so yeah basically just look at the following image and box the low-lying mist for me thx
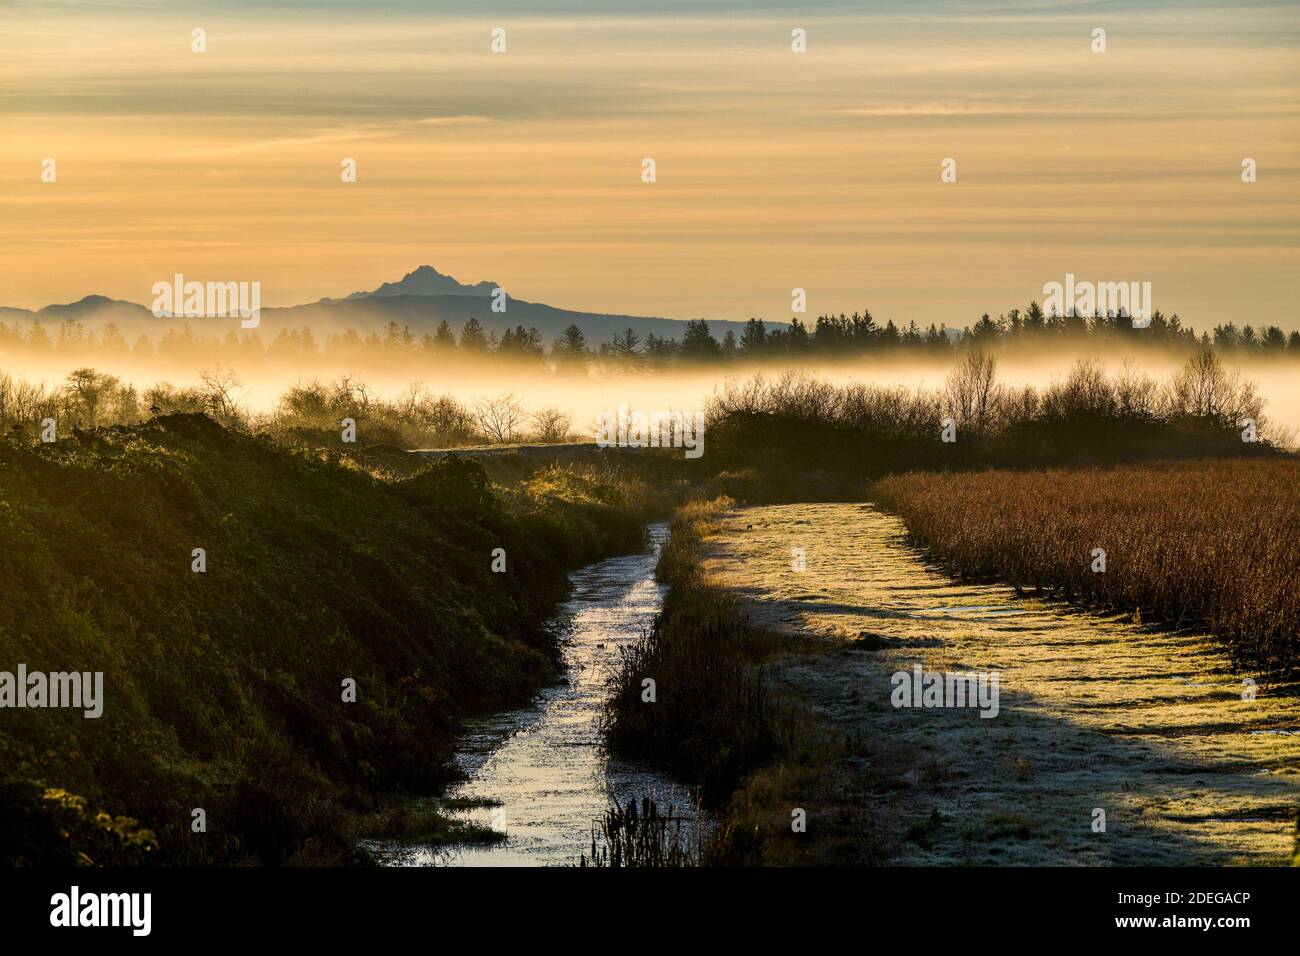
[3,347,1298,449]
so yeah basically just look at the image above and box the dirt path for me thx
[701,503,1300,865]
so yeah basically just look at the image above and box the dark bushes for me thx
[0,780,157,866]
[705,354,1280,492]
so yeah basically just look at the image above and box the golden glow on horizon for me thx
[1,8,1298,327]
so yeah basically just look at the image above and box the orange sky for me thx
[2,2,1298,329]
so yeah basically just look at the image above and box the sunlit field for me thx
[874,459,1300,673]
[691,501,1300,866]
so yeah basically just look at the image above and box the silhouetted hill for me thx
[37,295,153,323]
[0,267,749,343]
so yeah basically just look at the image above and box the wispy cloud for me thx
[2,0,1298,327]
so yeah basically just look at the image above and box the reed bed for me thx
[873,458,1300,673]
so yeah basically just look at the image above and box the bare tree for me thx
[198,365,244,426]
[1166,348,1263,426]
[945,350,1001,432]
[474,392,525,443]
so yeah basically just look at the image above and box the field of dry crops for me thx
[873,458,1300,673]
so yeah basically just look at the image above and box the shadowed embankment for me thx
[0,414,665,865]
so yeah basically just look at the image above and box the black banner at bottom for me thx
[0,865,1288,941]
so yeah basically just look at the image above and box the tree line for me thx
[3,302,1299,372]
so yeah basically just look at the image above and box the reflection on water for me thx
[382,523,694,866]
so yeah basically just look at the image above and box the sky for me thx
[1,0,1298,329]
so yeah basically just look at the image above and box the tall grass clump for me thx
[873,458,1300,673]
[602,499,794,805]
[579,797,696,867]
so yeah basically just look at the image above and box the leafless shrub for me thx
[417,393,477,445]
[198,365,245,427]
[1113,360,1160,419]
[0,373,58,436]
[529,406,573,443]
[474,392,525,443]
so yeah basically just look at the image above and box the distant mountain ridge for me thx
[338,265,499,301]
[1,267,750,344]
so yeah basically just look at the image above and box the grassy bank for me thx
[0,414,666,865]
[600,501,882,865]
[602,499,792,805]
[872,459,1300,673]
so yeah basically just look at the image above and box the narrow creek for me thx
[382,523,694,866]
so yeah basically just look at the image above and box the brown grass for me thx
[873,458,1300,673]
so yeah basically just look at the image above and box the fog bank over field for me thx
[4,349,1296,446]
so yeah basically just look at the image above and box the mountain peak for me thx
[37,294,150,318]
[346,265,498,300]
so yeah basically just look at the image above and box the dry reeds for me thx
[579,797,696,868]
[874,458,1300,672]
